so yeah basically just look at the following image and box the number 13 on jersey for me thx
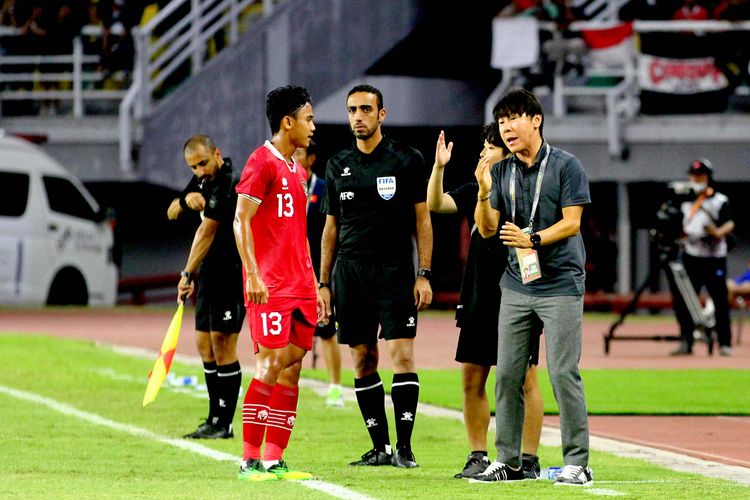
[276,193,294,217]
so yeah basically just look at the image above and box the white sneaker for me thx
[325,385,344,407]
[554,465,593,486]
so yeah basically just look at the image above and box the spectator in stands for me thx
[672,0,711,19]
[294,140,344,409]
[498,0,584,92]
[713,0,750,19]
[97,0,162,81]
[671,159,735,356]
[427,126,544,480]
[0,0,16,27]
[168,135,245,439]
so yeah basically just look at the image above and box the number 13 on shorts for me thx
[260,311,282,336]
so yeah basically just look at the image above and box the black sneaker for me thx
[348,448,393,466]
[454,452,489,479]
[554,465,593,486]
[184,421,233,439]
[391,446,418,468]
[522,453,541,479]
[470,461,525,482]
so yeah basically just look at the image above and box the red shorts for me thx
[246,296,316,352]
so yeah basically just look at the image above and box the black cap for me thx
[688,158,713,177]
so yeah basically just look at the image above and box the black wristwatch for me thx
[417,268,432,281]
[318,282,330,290]
[530,233,542,250]
[180,270,193,283]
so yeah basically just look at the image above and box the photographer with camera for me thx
[671,159,735,356]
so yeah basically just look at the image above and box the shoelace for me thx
[479,461,505,477]
[558,465,584,480]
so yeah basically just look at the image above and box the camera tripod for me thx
[603,249,715,355]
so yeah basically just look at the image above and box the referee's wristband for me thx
[318,282,330,290]
[179,196,189,211]
[477,193,490,202]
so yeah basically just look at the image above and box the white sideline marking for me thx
[300,377,750,487]
[108,344,750,486]
[0,384,375,500]
[586,488,626,496]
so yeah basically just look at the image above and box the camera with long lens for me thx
[651,181,695,259]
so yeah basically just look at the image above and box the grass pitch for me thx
[0,333,748,499]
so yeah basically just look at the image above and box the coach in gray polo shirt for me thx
[473,89,593,486]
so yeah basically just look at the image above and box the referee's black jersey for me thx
[322,136,427,261]
[194,158,241,268]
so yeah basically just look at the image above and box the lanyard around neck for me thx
[510,144,550,232]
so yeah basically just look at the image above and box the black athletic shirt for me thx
[181,158,241,268]
[448,182,506,327]
[322,136,427,261]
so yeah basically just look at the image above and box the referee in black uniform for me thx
[168,135,245,439]
[319,85,433,468]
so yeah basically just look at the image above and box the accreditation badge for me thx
[517,227,541,284]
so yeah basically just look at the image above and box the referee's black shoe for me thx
[391,446,419,468]
[348,448,393,466]
[183,420,233,439]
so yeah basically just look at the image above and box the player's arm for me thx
[233,195,267,304]
[500,205,584,249]
[414,201,433,311]
[176,216,219,303]
[319,215,339,321]
[426,130,458,214]
[475,156,500,238]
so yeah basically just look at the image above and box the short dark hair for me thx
[480,122,508,154]
[306,138,318,157]
[492,88,544,137]
[183,134,216,155]
[347,84,384,110]
[266,85,312,134]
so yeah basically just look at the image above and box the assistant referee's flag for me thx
[142,303,184,407]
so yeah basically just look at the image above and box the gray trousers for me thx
[494,288,589,467]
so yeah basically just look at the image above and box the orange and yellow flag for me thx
[142,303,184,407]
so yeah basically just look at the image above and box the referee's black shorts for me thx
[456,308,543,366]
[334,257,418,346]
[195,262,245,334]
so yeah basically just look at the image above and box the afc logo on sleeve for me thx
[377,176,396,200]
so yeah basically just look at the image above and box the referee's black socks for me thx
[391,372,419,449]
[203,361,219,424]
[354,372,391,452]
[217,361,242,430]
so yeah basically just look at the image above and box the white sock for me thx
[263,460,279,469]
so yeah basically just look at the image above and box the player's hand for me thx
[414,277,433,311]
[434,130,453,169]
[167,198,182,220]
[245,271,268,304]
[185,192,206,211]
[499,221,529,248]
[318,286,333,323]
[316,290,329,325]
[177,276,194,304]
[475,156,493,197]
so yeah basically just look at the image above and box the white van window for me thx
[42,176,98,221]
[1,172,30,217]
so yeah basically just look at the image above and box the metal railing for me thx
[0,25,126,118]
[119,0,275,174]
[548,19,750,157]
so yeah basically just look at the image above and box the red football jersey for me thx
[236,141,316,299]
